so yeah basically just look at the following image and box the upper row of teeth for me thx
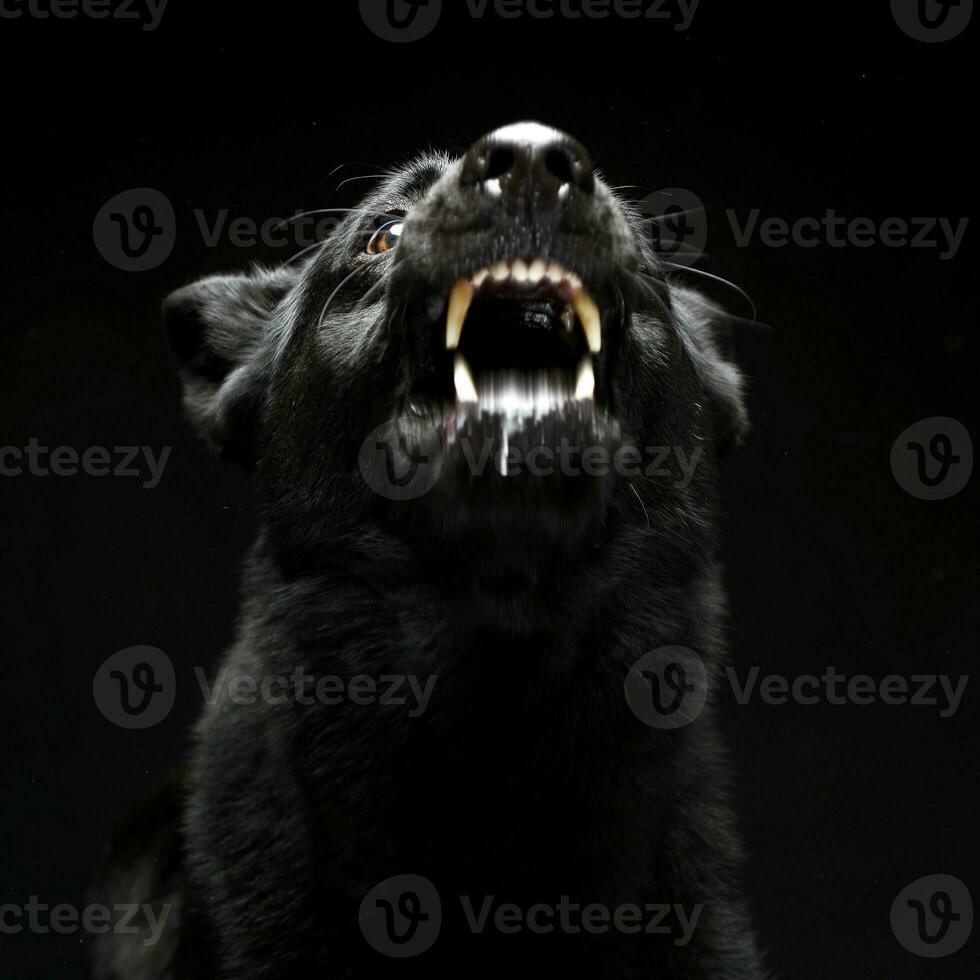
[469,258,583,291]
[446,259,602,355]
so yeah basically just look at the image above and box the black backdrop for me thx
[1,2,977,977]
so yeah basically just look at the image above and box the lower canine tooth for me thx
[572,289,602,353]
[454,353,479,403]
[575,357,595,400]
[446,279,474,350]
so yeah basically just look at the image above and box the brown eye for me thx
[367,220,404,255]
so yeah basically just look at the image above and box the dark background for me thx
[1,1,977,977]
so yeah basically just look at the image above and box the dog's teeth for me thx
[471,268,489,288]
[561,307,575,332]
[572,289,602,353]
[528,259,546,283]
[566,272,583,292]
[512,258,529,283]
[446,279,474,350]
[491,261,510,282]
[575,356,595,401]
[454,352,479,403]
[544,263,562,283]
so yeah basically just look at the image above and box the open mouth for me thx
[388,255,622,513]
[439,259,603,421]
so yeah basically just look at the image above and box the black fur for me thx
[93,123,764,979]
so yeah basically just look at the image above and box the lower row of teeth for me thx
[454,354,595,408]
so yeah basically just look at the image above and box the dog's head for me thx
[166,123,747,592]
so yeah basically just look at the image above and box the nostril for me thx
[544,144,594,194]
[545,148,575,185]
[485,146,515,180]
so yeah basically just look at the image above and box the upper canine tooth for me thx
[454,353,479,403]
[575,356,595,400]
[572,288,602,353]
[446,279,474,350]
[512,259,529,283]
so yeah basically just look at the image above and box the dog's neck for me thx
[248,511,718,654]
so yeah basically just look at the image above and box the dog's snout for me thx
[460,121,595,207]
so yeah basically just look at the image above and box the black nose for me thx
[460,122,595,208]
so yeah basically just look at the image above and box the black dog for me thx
[93,122,763,979]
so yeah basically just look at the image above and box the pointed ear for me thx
[671,284,750,457]
[163,264,296,464]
